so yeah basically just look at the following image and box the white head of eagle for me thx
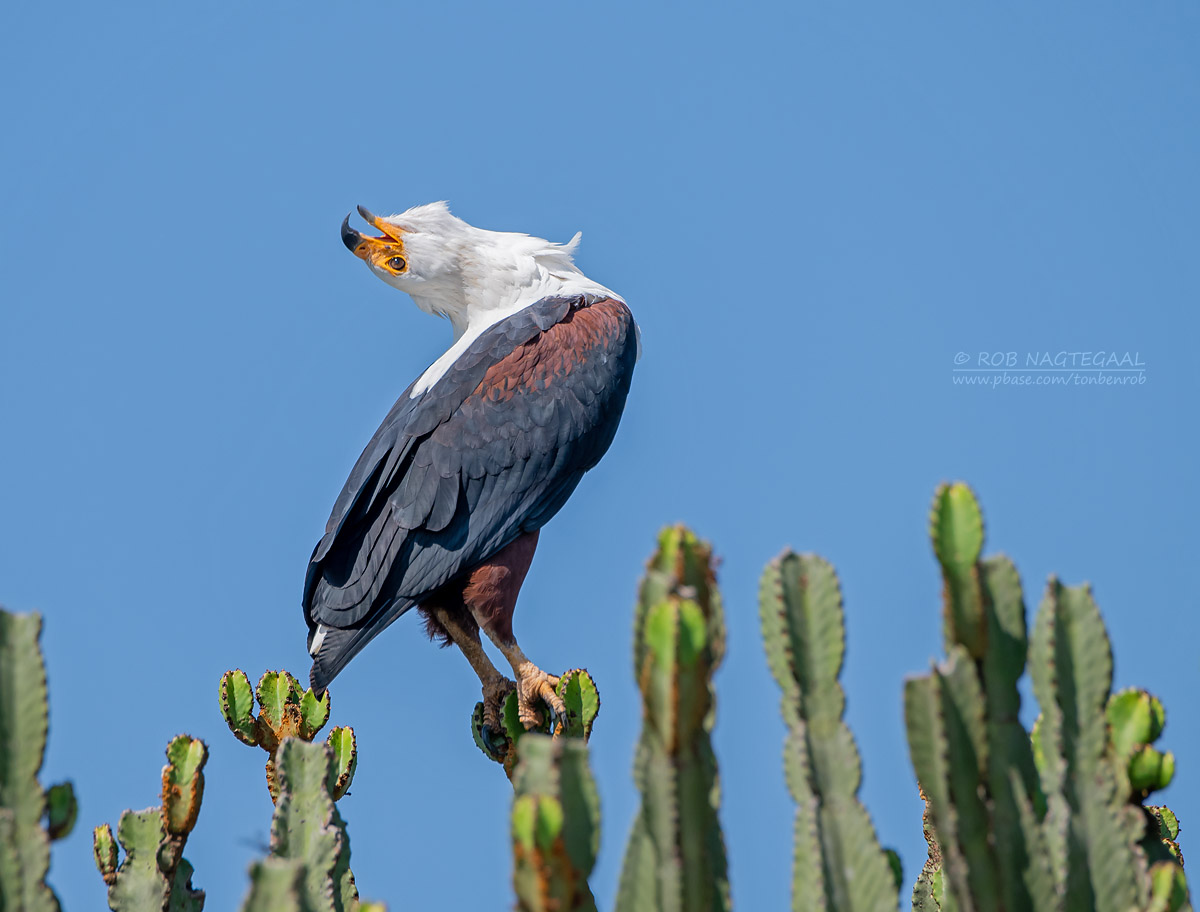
[341,202,627,394]
[308,202,637,740]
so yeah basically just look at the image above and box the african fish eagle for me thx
[303,202,637,742]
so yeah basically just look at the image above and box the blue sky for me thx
[2,3,1197,909]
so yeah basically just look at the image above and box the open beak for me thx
[340,206,406,260]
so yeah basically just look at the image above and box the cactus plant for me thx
[93,734,208,911]
[218,670,359,910]
[1028,577,1152,910]
[615,525,730,912]
[759,550,900,912]
[268,737,358,912]
[473,668,601,778]
[0,608,73,912]
[240,858,306,912]
[218,669,344,801]
[511,734,600,912]
[906,482,1190,911]
[906,482,1047,912]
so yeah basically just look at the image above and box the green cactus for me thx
[1107,688,1175,798]
[908,483,1048,912]
[269,737,358,912]
[615,526,730,912]
[473,668,601,777]
[218,669,337,801]
[240,858,306,912]
[0,608,72,912]
[758,550,899,912]
[907,482,1190,912]
[93,735,208,911]
[1029,577,1153,910]
[511,734,600,912]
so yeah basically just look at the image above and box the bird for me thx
[303,202,638,743]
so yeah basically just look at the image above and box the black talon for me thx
[480,724,505,756]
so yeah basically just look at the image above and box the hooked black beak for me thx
[341,214,365,253]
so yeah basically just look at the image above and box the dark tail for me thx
[308,598,414,695]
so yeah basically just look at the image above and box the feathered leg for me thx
[422,602,513,743]
[460,530,567,731]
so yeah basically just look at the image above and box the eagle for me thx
[303,202,637,743]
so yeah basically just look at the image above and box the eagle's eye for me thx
[387,256,407,273]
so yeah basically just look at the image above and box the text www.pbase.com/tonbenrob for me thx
[950,351,1146,390]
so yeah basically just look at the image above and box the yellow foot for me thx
[480,675,515,753]
[514,661,565,732]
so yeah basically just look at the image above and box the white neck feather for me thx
[406,232,620,398]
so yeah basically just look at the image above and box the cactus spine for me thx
[511,734,601,912]
[0,608,73,912]
[616,525,730,912]
[93,734,208,911]
[759,551,900,912]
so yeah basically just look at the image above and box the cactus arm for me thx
[106,808,172,911]
[930,482,987,658]
[760,551,899,912]
[299,689,332,741]
[556,669,601,740]
[166,858,204,912]
[510,735,599,912]
[240,858,305,912]
[96,735,209,911]
[1145,862,1192,912]
[270,738,356,912]
[617,527,730,912]
[325,727,357,801]
[0,811,25,908]
[933,648,1000,910]
[914,486,1046,911]
[44,783,76,842]
[977,555,1045,911]
[1010,769,1059,912]
[161,736,207,837]
[0,610,61,912]
[219,670,259,746]
[906,674,972,910]
[1030,579,1142,912]
[615,816,657,912]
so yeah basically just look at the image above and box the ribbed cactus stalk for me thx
[219,669,337,801]
[473,668,601,778]
[267,738,358,912]
[1028,577,1154,910]
[93,734,208,911]
[0,608,74,912]
[240,858,306,912]
[759,550,899,912]
[616,525,730,912]
[907,482,1047,912]
[510,734,600,912]
[907,483,1190,911]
